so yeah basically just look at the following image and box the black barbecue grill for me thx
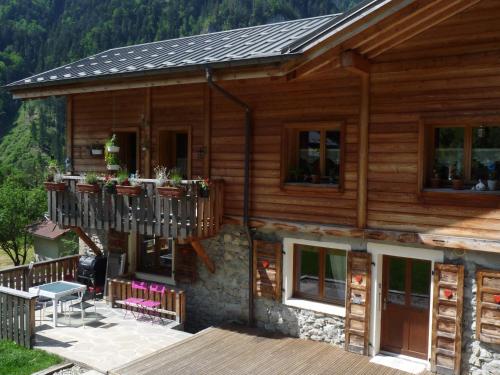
[77,255,107,289]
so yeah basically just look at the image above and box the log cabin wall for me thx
[70,69,361,228]
[368,0,500,241]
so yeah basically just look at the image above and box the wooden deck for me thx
[111,326,431,375]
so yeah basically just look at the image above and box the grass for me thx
[0,247,35,270]
[0,340,62,375]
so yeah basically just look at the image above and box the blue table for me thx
[29,281,87,327]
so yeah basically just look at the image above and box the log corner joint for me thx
[71,227,103,257]
[340,50,371,76]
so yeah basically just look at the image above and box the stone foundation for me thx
[178,225,250,332]
[255,298,345,346]
[445,250,500,375]
[78,229,109,256]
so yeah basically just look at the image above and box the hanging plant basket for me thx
[106,164,120,171]
[76,183,100,194]
[157,186,185,198]
[90,145,103,156]
[106,145,120,153]
[116,185,142,197]
[44,181,67,192]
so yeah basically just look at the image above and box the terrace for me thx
[46,176,224,242]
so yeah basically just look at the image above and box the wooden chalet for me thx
[7,0,500,374]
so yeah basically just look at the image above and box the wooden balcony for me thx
[47,177,224,241]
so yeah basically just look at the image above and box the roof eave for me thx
[7,54,301,98]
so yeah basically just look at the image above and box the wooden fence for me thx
[108,278,186,324]
[48,178,224,241]
[0,255,79,291]
[0,286,37,348]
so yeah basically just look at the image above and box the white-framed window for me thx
[282,238,354,317]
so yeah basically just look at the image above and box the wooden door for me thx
[381,256,431,360]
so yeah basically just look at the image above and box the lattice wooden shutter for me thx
[253,240,282,300]
[431,263,464,375]
[476,269,500,344]
[345,251,371,355]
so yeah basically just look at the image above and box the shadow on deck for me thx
[111,325,432,375]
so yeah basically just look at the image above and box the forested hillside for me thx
[0,0,361,265]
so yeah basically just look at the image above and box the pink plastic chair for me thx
[122,280,148,318]
[138,283,165,323]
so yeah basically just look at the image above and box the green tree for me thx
[0,180,46,266]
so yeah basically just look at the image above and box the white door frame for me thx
[367,242,443,362]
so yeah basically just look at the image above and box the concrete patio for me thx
[34,300,192,373]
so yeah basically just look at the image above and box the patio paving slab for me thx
[34,300,191,373]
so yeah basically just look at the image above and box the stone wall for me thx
[255,298,345,347]
[444,250,500,375]
[178,225,250,332]
[78,229,109,256]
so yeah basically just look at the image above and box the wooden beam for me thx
[66,95,73,173]
[224,216,500,254]
[143,88,152,178]
[366,0,481,58]
[190,240,215,273]
[203,85,211,177]
[341,50,370,76]
[72,227,103,257]
[357,73,370,229]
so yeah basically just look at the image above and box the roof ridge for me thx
[103,13,341,54]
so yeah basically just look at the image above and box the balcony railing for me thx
[47,177,224,241]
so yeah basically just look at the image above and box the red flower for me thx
[494,295,500,304]
[262,260,270,269]
[354,275,363,284]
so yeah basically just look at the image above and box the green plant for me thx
[488,170,497,180]
[84,172,99,185]
[116,170,129,185]
[129,171,142,187]
[168,168,183,187]
[105,152,120,166]
[105,134,118,149]
[154,165,168,186]
[46,160,60,182]
[0,340,62,375]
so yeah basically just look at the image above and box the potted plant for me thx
[105,152,120,171]
[77,172,100,193]
[105,134,120,153]
[90,144,103,156]
[44,160,66,191]
[116,171,143,196]
[430,168,441,189]
[488,170,498,191]
[451,171,464,190]
[103,175,116,194]
[153,165,169,188]
[198,177,211,198]
[157,168,185,198]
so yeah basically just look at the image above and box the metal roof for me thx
[7,14,340,90]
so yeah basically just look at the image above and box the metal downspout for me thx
[205,68,254,327]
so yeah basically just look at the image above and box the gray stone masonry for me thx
[178,225,250,332]
[445,250,500,375]
[255,298,345,346]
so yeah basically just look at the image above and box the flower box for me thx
[76,183,100,194]
[44,182,67,192]
[157,186,185,198]
[106,164,120,171]
[116,185,142,197]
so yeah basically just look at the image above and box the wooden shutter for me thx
[431,263,464,375]
[253,240,282,300]
[476,269,500,344]
[174,243,197,283]
[345,251,371,355]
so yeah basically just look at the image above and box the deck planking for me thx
[111,326,432,375]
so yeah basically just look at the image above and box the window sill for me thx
[135,272,175,286]
[281,183,342,196]
[284,297,346,318]
[419,189,500,207]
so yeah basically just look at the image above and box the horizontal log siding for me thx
[71,71,361,227]
[211,70,360,226]
[369,1,500,240]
